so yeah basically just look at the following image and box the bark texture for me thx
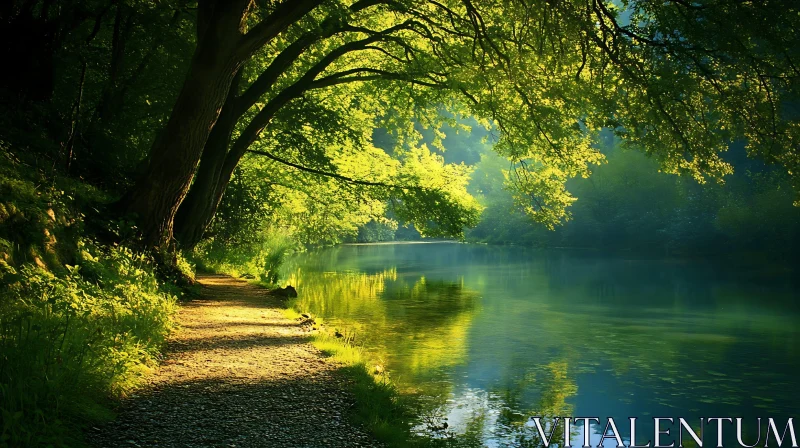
[173,73,243,249]
[121,11,245,248]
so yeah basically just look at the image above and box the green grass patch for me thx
[308,331,419,447]
[0,247,178,447]
[0,153,179,447]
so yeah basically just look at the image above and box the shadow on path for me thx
[89,274,380,448]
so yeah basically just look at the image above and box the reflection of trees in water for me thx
[382,278,477,331]
[414,360,578,447]
[283,245,800,445]
[287,264,584,446]
[491,361,577,447]
[385,280,478,386]
[288,266,489,443]
[285,268,478,387]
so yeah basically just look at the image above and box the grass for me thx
[0,153,180,447]
[306,330,420,447]
[275,300,425,446]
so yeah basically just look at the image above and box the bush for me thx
[0,240,177,447]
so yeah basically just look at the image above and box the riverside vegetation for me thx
[0,152,183,446]
[2,0,800,447]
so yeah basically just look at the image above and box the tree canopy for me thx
[3,0,800,250]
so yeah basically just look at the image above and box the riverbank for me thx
[89,274,381,448]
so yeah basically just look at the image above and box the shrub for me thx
[0,153,177,446]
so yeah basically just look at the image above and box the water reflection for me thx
[282,243,800,446]
[284,266,478,386]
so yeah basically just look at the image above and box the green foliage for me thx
[0,145,106,269]
[72,0,797,248]
[194,227,294,285]
[0,245,176,446]
[8,0,800,255]
[389,146,482,238]
[215,159,389,247]
[212,105,482,247]
[467,136,800,254]
[0,155,177,447]
[204,116,482,253]
[355,220,398,243]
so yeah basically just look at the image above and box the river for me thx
[282,242,800,447]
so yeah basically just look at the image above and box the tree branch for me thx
[309,68,448,90]
[237,0,323,58]
[235,1,405,115]
[245,148,422,191]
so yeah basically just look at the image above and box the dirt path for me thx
[90,274,381,448]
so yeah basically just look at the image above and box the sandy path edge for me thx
[88,274,382,448]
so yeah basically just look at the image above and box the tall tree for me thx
[120,0,322,248]
[173,2,453,248]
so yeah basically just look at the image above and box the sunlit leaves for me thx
[391,144,482,237]
[505,162,577,229]
[226,0,800,235]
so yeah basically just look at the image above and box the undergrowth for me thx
[192,228,293,285]
[0,150,179,447]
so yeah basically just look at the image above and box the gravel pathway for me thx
[89,274,382,448]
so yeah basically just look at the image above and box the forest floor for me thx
[89,274,382,448]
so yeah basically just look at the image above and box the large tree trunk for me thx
[173,114,258,250]
[120,26,244,248]
[177,132,252,249]
[173,155,236,250]
[171,58,342,250]
[171,2,371,250]
[173,73,242,249]
[172,93,290,250]
[172,32,329,250]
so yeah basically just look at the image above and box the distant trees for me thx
[467,137,800,255]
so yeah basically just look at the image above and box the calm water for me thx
[282,243,800,446]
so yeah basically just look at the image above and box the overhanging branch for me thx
[309,68,449,90]
[245,148,424,192]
